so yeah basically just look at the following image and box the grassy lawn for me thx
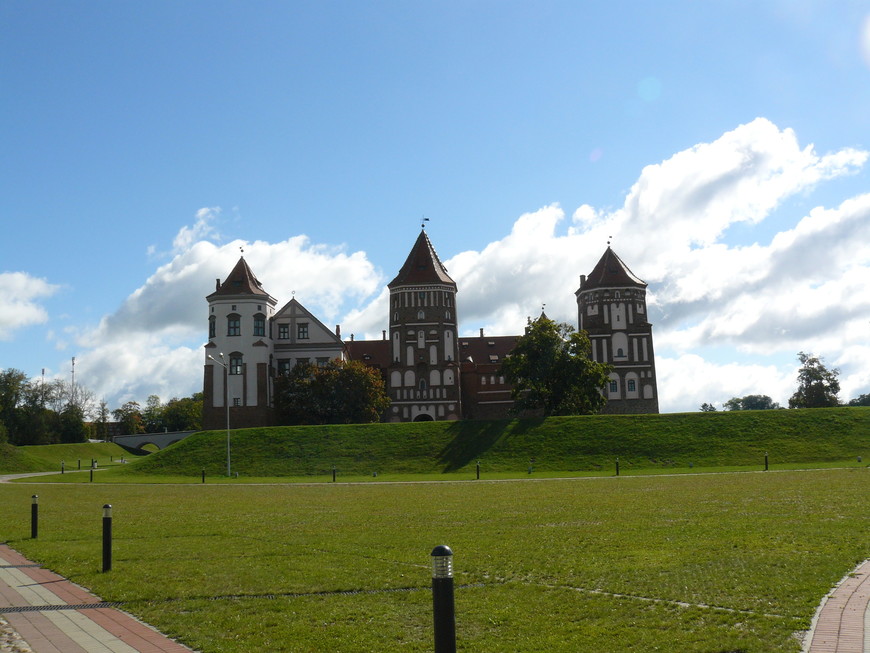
[2,468,868,651]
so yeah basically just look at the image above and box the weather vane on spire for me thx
[421,216,430,229]
[607,235,612,246]
[240,245,245,256]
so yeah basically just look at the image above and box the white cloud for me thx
[0,272,59,339]
[70,213,383,405]
[60,119,870,412]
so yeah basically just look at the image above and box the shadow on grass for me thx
[437,418,546,472]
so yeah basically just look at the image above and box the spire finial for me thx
[240,245,245,256]
[607,235,612,247]
[421,216,430,229]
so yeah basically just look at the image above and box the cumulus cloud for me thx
[0,272,59,338]
[71,214,383,404]
[62,118,870,412]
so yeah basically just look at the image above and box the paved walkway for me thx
[0,544,193,653]
[804,559,870,653]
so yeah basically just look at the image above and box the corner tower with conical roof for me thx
[386,229,461,421]
[203,257,277,429]
[575,247,659,414]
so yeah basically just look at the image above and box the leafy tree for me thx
[93,400,111,440]
[163,393,203,431]
[274,360,390,425]
[699,403,718,412]
[142,394,164,432]
[500,317,611,416]
[847,393,870,407]
[789,352,840,408]
[723,394,781,411]
[58,404,89,443]
[113,401,145,435]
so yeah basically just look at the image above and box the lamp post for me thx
[431,545,456,653]
[208,353,232,477]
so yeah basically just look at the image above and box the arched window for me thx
[208,316,216,338]
[229,353,243,375]
[419,378,428,391]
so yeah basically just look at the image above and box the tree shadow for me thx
[436,418,546,471]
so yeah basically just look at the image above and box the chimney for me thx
[350,334,355,342]
[580,274,586,286]
[215,278,221,292]
[382,330,387,340]
[336,325,341,338]
[479,328,484,337]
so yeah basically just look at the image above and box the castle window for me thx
[298,323,309,339]
[253,314,266,337]
[316,357,329,367]
[227,315,241,336]
[419,379,428,391]
[616,348,625,358]
[277,359,292,376]
[627,379,636,392]
[233,397,241,407]
[609,380,618,392]
[209,316,216,338]
[229,354,243,375]
[417,310,425,319]
[278,324,289,339]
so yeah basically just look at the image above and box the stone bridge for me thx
[113,430,198,452]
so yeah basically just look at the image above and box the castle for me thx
[202,229,658,429]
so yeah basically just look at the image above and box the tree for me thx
[788,352,840,409]
[723,394,780,411]
[113,401,145,435]
[163,393,203,431]
[500,317,611,416]
[699,403,717,412]
[58,404,89,443]
[274,360,390,425]
[93,400,111,440]
[847,393,870,407]
[142,394,164,432]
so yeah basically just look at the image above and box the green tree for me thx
[93,400,110,440]
[274,360,390,425]
[500,317,611,416]
[723,394,781,411]
[142,394,164,432]
[699,403,717,412]
[113,401,145,435]
[788,352,840,409]
[58,404,88,443]
[847,393,870,407]
[163,393,203,431]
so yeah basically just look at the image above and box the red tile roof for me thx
[579,247,646,291]
[388,230,456,288]
[207,257,272,299]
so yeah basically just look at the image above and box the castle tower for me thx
[386,229,461,421]
[575,247,659,414]
[203,257,277,429]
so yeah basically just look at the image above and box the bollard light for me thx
[431,545,453,579]
[102,504,113,572]
[431,545,456,653]
[31,495,38,539]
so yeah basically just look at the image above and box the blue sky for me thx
[2,1,869,413]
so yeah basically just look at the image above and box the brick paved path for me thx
[805,559,870,653]
[0,544,193,653]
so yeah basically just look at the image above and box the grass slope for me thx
[125,407,870,478]
[0,442,137,474]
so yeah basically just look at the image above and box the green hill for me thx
[0,441,136,474]
[124,407,870,477]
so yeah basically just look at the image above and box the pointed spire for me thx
[388,230,456,288]
[579,247,647,291]
[207,257,271,299]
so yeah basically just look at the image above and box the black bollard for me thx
[202,469,205,484]
[78,459,81,470]
[431,545,456,653]
[90,468,94,483]
[764,452,769,471]
[61,460,65,474]
[616,458,620,476]
[476,461,480,480]
[102,504,112,572]
[31,495,38,539]
[332,466,336,483]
